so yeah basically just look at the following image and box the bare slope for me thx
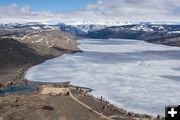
[0,94,105,120]
[0,30,80,86]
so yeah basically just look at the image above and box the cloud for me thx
[83,0,180,21]
[0,0,180,24]
[0,3,56,23]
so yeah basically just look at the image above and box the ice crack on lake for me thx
[25,39,180,116]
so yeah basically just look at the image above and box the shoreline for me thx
[20,53,162,119]
[0,37,165,120]
[0,49,82,88]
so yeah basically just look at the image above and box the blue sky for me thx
[0,0,180,24]
[0,0,97,12]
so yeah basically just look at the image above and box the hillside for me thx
[0,29,80,86]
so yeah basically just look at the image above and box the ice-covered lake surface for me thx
[25,39,180,116]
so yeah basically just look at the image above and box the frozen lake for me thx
[25,39,180,116]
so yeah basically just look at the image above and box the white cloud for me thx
[83,0,180,21]
[0,3,56,23]
[0,0,180,24]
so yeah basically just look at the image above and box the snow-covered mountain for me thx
[56,22,180,36]
[1,21,180,47]
[64,21,180,26]
[63,21,135,26]
[0,22,56,31]
[1,22,180,39]
[54,23,107,35]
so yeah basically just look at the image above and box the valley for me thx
[1,22,180,120]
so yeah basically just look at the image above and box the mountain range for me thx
[0,21,177,120]
[1,22,180,47]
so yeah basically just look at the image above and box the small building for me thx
[40,85,69,96]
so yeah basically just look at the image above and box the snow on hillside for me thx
[130,25,154,32]
[75,24,107,33]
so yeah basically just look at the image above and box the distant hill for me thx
[0,29,80,85]
[1,22,180,47]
